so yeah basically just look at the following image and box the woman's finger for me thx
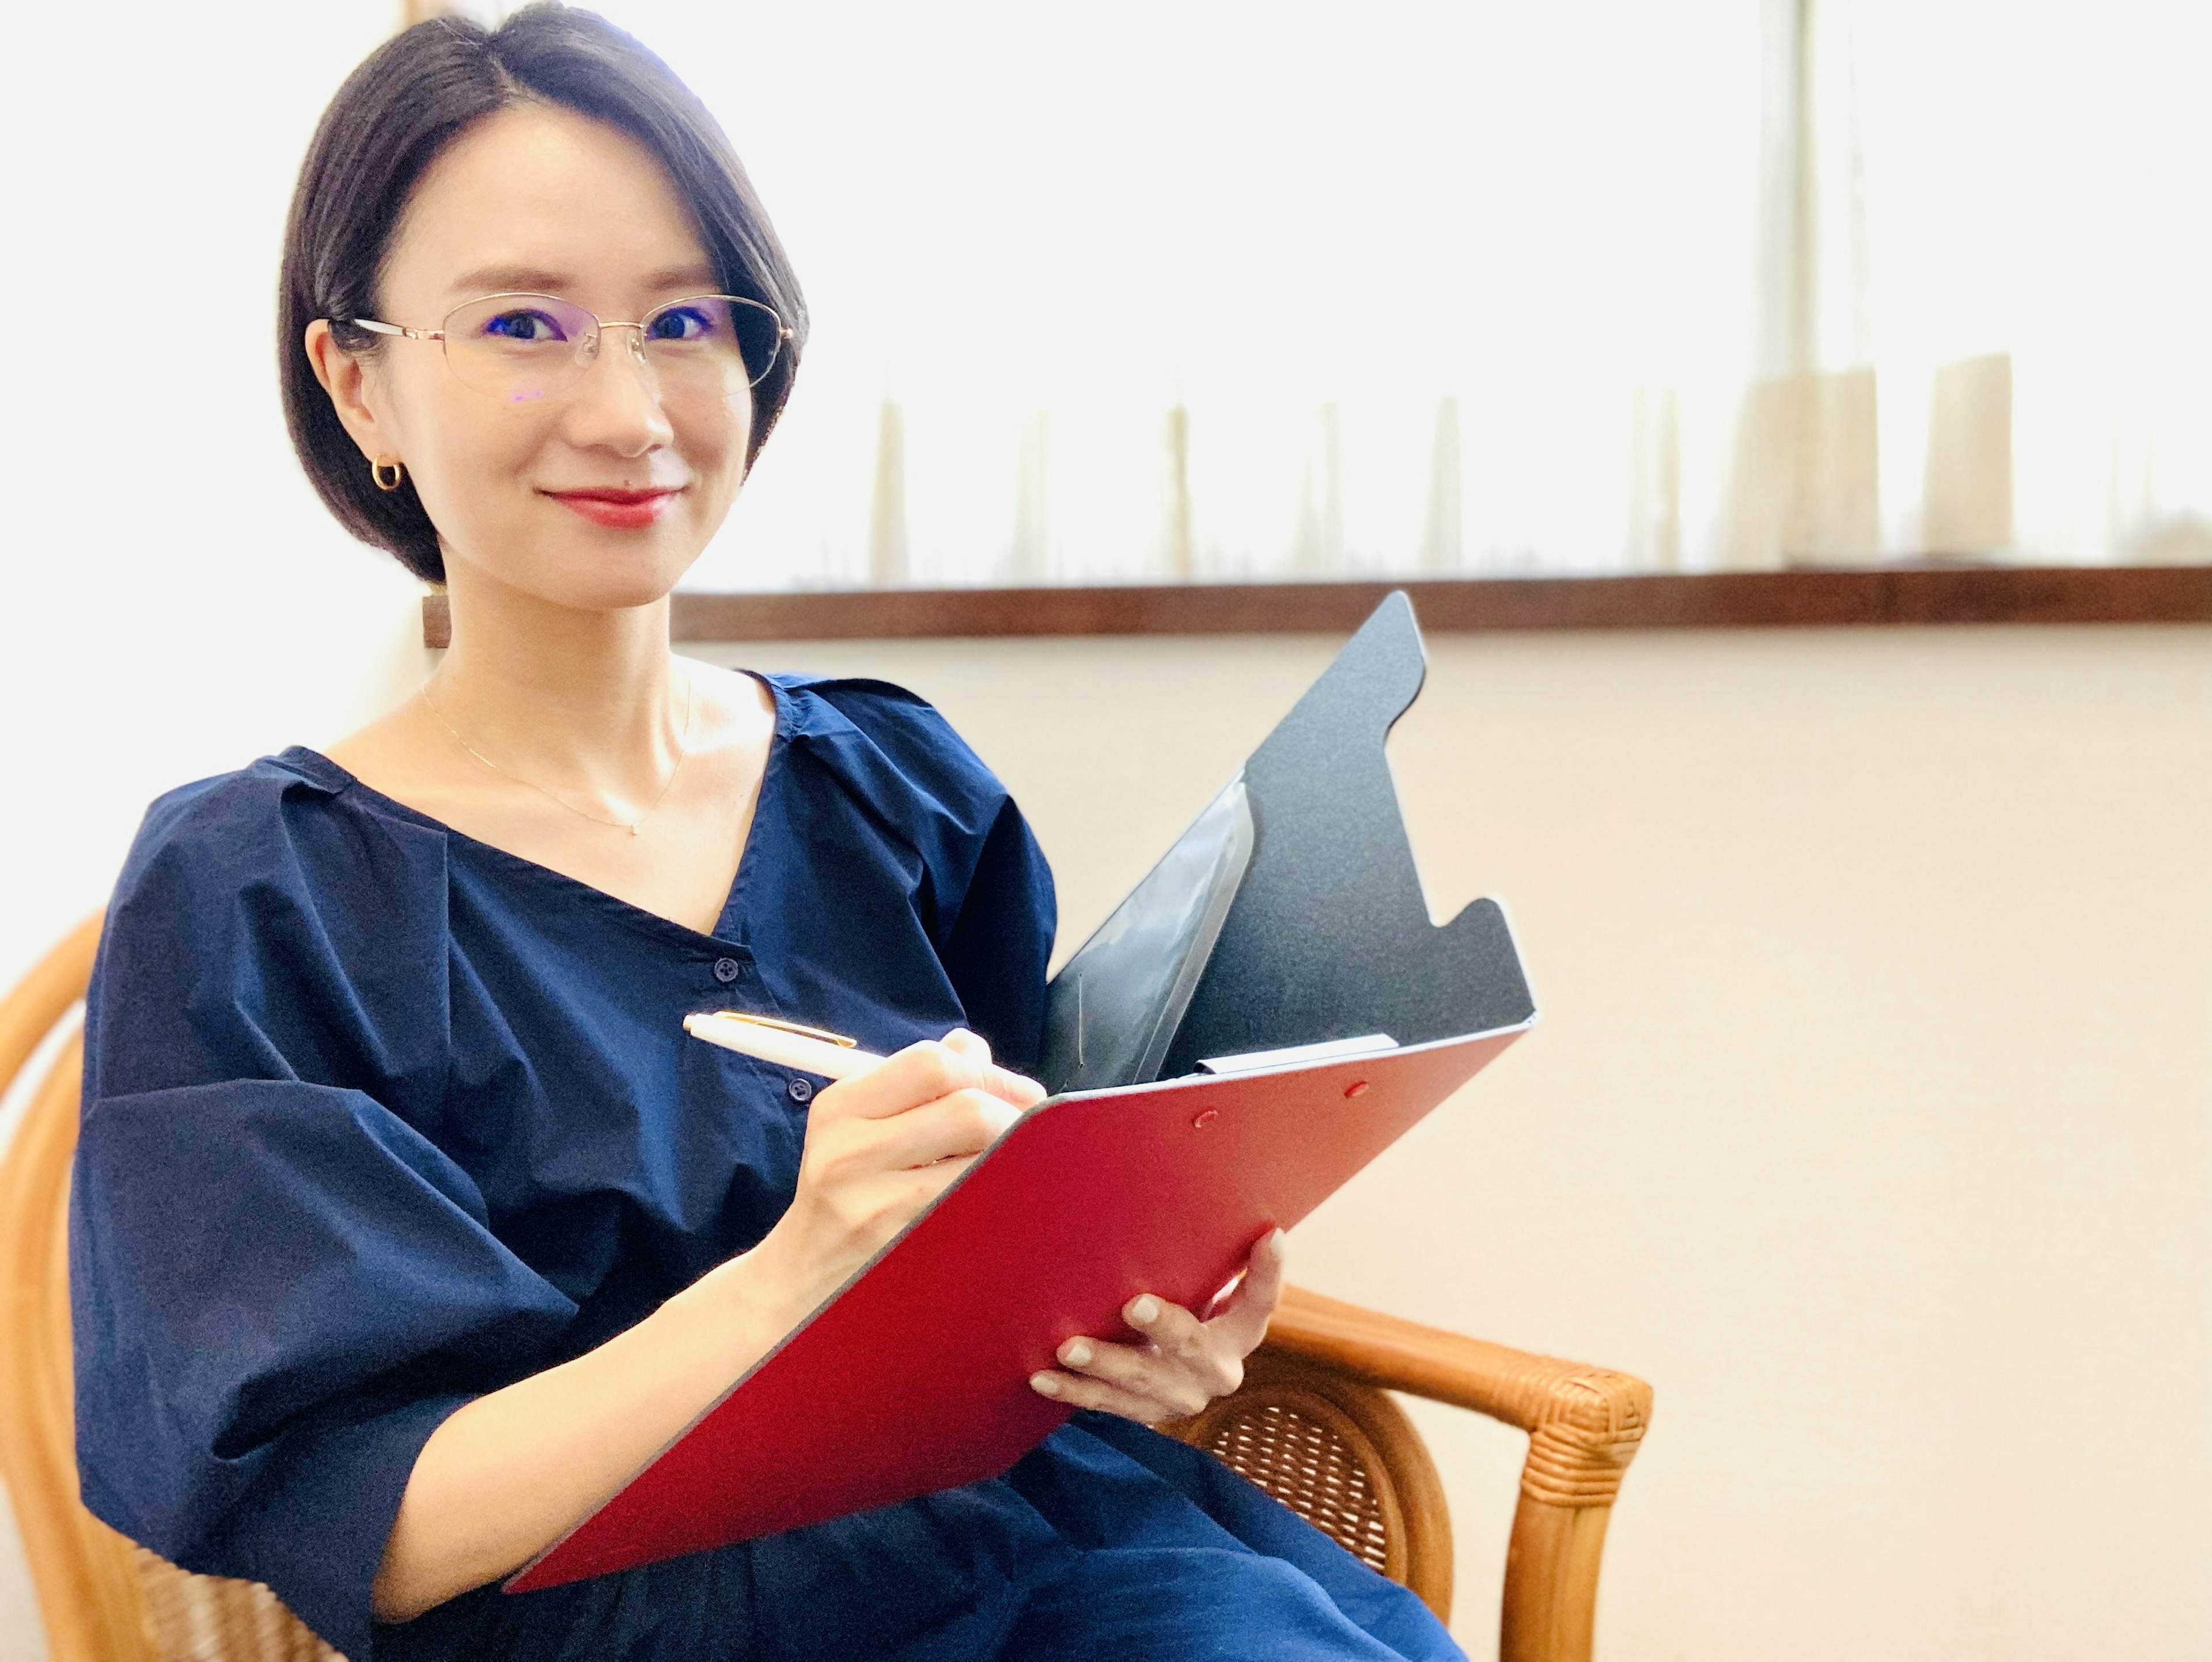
[938,1027,988,1061]
[1054,1333,1167,1388]
[1122,1294,1214,1370]
[986,1066,1047,1109]
[1206,1229,1288,1357]
[815,1040,983,1124]
[1057,1332,1227,1411]
[836,1088,1018,1172]
[1027,1368,1193,1426]
[937,1028,1046,1110]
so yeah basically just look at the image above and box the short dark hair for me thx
[278,3,807,583]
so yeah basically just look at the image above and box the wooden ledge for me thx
[419,565,2212,646]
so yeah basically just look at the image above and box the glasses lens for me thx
[441,294,597,404]
[640,295,786,392]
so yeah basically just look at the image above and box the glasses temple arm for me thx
[350,319,443,342]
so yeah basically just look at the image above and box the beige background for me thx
[6,601,2208,1661]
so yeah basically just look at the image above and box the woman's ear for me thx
[304,319,391,465]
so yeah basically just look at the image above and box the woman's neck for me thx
[429,562,688,790]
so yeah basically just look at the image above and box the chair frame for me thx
[1258,1285,1653,1661]
[2,914,1651,1662]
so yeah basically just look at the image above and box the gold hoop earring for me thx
[370,457,406,493]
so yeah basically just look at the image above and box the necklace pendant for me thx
[628,821,642,837]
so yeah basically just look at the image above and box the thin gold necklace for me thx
[418,675,696,837]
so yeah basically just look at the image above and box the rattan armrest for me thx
[1265,1284,1652,1662]
[1266,1285,1650,1505]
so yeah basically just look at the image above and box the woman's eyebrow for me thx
[445,263,721,300]
[448,264,575,297]
[638,264,719,293]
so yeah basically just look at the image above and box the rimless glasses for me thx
[349,291,789,407]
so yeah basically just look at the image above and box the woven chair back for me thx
[1169,1349,1453,1620]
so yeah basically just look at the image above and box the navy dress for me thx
[71,672,1465,1662]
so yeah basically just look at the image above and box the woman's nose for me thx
[566,324,673,450]
[599,324,651,368]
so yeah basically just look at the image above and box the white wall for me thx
[0,0,426,1004]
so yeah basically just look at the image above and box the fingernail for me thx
[1062,1340,1093,1368]
[1128,1296,1161,1327]
[1029,1372,1060,1396]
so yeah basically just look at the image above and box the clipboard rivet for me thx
[1344,1081,1371,1099]
[1191,1110,1218,1129]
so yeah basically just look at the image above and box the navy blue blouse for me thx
[71,672,1461,1662]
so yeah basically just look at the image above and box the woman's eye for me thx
[483,310,566,343]
[648,307,713,342]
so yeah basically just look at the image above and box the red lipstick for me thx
[547,487,680,529]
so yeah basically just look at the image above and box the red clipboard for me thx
[507,1023,1528,1592]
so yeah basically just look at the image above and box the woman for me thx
[70,8,1465,1660]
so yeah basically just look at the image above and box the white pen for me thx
[683,1009,889,1080]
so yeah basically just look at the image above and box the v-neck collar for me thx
[277,670,791,953]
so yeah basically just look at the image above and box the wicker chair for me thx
[1,914,1651,1662]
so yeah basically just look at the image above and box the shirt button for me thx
[787,1076,815,1104]
[713,957,743,984]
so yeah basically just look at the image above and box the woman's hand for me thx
[374,1027,1042,1621]
[1027,1229,1287,1425]
[741,1028,1044,1333]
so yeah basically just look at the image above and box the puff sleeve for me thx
[70,766,574,1661]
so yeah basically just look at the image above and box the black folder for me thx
[1040,589,1536,1092]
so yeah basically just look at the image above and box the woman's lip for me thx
[546,487,681,529]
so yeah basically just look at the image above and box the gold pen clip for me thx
[702,1010,859,1049]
